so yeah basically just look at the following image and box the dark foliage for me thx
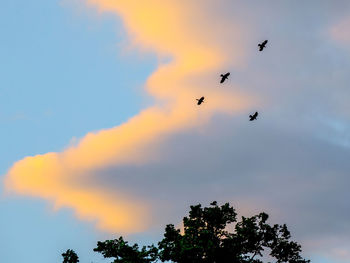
[62,249,79,263]
[93,237,158,263]
[66,201,310,263]
[158,201,309,263]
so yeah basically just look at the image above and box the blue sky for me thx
[1,0,155,262]
[1,1,350,263]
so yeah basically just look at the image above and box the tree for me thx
[62,249,79,263]
[66,201,310,263]
[94,237,158,263]
[158,201,309,263]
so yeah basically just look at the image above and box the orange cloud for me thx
[4,0,254,233]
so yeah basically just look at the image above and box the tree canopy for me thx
[157,201,309,263]
[62,249,79,263]
[93,237,158,263]
[63,201,310,263]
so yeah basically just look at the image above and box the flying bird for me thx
[249,112,258,121]
[220,72,230,83]
[258,40,268,51]
[196,97,205,105]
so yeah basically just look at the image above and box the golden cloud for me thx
[4,0,253,233]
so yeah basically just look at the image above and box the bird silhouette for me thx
[249,112,258,121]
[196,97,205,105]
[258,40,268,51]
[220,72,230,83]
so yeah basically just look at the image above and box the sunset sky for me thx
[1,1,350,262]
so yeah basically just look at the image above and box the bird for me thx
[258,40,268,51]
[196,97,205,105]
[249,112,258,121]
[220,72,230,83]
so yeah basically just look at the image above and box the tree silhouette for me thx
[94,237,158,263]
[158,201,309,262]
[66,201,310,263]
[62,249,79,263]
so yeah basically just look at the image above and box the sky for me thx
[1,0,350,262]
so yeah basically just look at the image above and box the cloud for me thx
[4,1,350,262]
[4,0,253,233]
